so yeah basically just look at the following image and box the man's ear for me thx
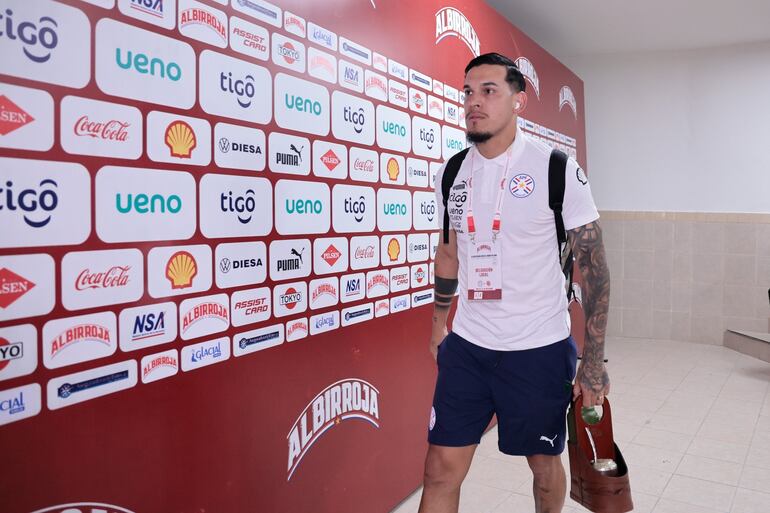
[514,91,527,113]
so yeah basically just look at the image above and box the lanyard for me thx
[466,146,513,241]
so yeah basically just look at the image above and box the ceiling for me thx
[485,0,770,59]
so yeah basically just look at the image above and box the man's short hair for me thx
[464,52,526,93]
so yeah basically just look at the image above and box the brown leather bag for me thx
[567,396,633,512]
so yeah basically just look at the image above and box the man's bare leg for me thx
[526,454,567,513]
[418,444,477,513]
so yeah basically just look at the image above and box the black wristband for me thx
[435,276,458,297]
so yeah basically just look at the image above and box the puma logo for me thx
[540,434,557,447]
[291,248,305,263]
[290,144,303,162]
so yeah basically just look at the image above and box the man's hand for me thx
[573,360,610,407]
[430,326,448,360]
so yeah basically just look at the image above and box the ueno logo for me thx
[116,191,181,214]
[116,46,182,81]
[0,8,59,64]
[285,93,322,116]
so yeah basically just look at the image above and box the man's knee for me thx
[526,453,564,481]
[422,444,476,489]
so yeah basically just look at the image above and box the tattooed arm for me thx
[431,227,459,359]
[568,220,611,407]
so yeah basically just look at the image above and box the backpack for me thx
[440,148,575,300]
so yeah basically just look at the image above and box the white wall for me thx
[566,41,770,213]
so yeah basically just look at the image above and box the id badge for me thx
[467,238,503,301]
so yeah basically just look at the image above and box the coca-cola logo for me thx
[76,266,131,290]
[354,245,375,259]
[74,116,131,142]
[353,159,375,172]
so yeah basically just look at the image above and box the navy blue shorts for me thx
[428,332,577,455]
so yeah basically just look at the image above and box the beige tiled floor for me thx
[391,337,770,513]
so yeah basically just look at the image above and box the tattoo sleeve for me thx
[434,276,458,310]
[568,221,611,387]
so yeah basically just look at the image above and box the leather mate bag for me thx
[567,396,633,512]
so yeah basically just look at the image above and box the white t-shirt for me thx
[435,128,599,351]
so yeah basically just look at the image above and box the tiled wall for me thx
[600,211,770,344]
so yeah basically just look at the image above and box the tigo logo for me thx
[1,159,91,249]
[199,174,272,238]
[200,50,271,123]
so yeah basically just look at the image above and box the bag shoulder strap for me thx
[548,149,575,299]
[441,148,470,244]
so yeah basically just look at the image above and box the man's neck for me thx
[475,119,518,159]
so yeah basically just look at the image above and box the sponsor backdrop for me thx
[0,0,585,511]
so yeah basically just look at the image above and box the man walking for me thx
[420,53,611,513]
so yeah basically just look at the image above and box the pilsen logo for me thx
[50,323,111,359]
[321,149,340,171]
[559,86,578,119]
[0,268,35,309]
[435,7,480,57]
[165,120,197,158]
[514,57,540,99]
[322,245,341,266]
[143,353,178,381]
[287,378,380,480]
[74,116,130,142]
[180,7,227,43]
[182,302,229,333]
[0,95,34,135]
[75,266,131,291]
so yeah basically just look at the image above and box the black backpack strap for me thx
[441,148,470,244]
[548,149,575,299]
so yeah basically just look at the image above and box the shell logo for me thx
[165,120,197,158]
[387,238,400,261]
[386,157,400,181]
[166,251,198,289]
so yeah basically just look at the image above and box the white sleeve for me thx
[562,158,600,231]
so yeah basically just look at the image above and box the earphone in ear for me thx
[515,101,521,109]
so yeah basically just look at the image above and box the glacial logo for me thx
[0,178,58,228]
[435,7,480,57]
[308,22,336,50]
[287,378,380,480]
[0,8,59,63]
